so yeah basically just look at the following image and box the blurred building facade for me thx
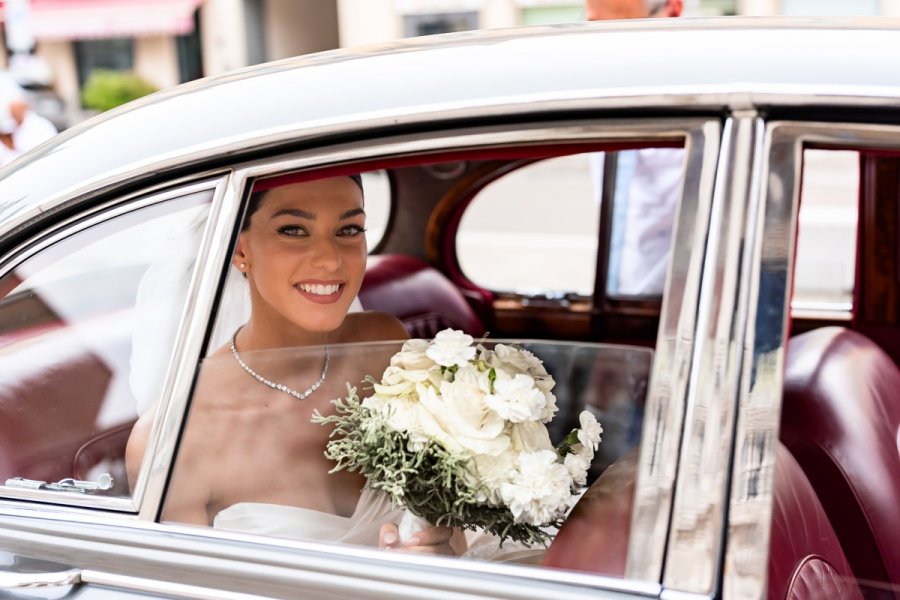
[2,0,899,125]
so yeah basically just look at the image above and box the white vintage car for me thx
[0,16,898,600]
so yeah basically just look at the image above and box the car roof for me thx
[2,16,900,234]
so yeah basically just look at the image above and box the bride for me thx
[125,172,458,555]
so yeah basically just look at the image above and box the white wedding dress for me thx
[213,486,402,547]
[213,486,547,564]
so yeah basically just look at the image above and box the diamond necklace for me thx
[229,330,329,400]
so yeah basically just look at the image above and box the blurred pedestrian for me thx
[586,0,683,296]
[0,105,21,168]
[9,95,57,152]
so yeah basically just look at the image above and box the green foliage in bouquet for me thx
[315,385,561,547]
[81,70,158,112]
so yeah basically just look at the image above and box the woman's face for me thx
[235,176,367,334]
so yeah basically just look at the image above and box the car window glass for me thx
[0,189,212,498]
[793,149,858,311]
[158,168,659,582]
[457,154,599,296]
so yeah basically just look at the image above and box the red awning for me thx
[0,0,203,40]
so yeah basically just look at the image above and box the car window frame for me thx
[0,176,229,516]
[717,119,900,598]
[118,117,717,593]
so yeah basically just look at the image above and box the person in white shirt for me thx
[585,0,684,296]
[9,96,57,153]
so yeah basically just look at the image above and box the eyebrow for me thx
[269,207,365,221]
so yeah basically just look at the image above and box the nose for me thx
[309,235,341,271]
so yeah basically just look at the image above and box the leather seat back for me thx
[359,254,486,338]
[781,326,900,588]
[542,445,861,600]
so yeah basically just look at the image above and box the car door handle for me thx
[0,568,82,589]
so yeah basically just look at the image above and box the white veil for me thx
[129,207,362,417]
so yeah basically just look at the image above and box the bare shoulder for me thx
[337,311,409,343]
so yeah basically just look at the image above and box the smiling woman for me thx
[124,172,465,554]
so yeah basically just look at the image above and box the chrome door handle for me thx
[0,568,82,589]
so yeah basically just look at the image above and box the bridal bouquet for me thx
[313,329,602,546]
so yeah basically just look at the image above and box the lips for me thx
[295,281,344,304]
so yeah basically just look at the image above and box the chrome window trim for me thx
[133,173,242,521]
[0,178,224,514]
[626,120,721,581]
[662,113,765,595]
[0,178,221,278]
[0,510,659,600]
[133,118,717,591]
[8,86,900,238]
[722,120,900,599]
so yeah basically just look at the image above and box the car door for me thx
[1,113,721,598]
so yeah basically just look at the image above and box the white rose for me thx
[576,410,603,451]
[416,380,510,456]
[500,450,578,526]
[564,452,591,487]
[426,329,476,368]
[509,420,554,453]
[491,344,548,377]
[485,372,547,423]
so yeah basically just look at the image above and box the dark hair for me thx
[242,173,363,231]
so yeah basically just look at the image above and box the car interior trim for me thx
[662,113,765,595]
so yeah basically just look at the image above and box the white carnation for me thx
[500,450,578,526]
[564,452,591,487]
[576,410,603,451]
[426,329,476,368]
[491,344,548,377]
[472,451,517,504]
[485,372,546,423]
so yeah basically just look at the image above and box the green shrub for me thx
[81,70,158,112]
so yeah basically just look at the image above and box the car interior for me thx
[0,141,898,597]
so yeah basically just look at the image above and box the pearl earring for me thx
[239,262,246,270]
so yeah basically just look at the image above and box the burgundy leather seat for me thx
[359,254,486,339]
[542,445,861,600]
[781,326,900,590]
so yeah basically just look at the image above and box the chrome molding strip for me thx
[0,179,220,282]
[8,84,900,238]
[133,173,244,521]
[626,120,722,581]
[722,119,900,598]
[662,113,764,594]
[0,513,657,600]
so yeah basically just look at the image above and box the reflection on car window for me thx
[0,189,212,498]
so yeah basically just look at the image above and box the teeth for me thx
[299,283,340,295]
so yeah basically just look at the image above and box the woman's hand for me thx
[379,522,457,556]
